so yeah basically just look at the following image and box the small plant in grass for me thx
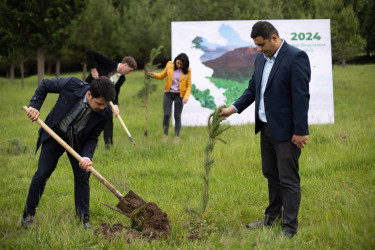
[203,105,230,213]
[185,105,230,238]
[137,45,163,137]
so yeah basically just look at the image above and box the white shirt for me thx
[109,64,121,85]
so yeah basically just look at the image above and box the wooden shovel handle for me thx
[109,102,135,145]
[23,106,124,200]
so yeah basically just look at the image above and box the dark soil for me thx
[97,223,141,243]
[98,190,171,242]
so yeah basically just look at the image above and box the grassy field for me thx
[0,64,374,249]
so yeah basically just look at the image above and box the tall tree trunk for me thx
[20,58,25,89]
[341,58,346,68]
[56,58,61,77]
[37,47,45,84]
[46,60,52,75]
[82,63,87,81]
[10,63,15,83]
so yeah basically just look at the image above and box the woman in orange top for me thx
[149,53,192,144]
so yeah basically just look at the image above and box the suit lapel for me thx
[265,42,288,90]
[256,55,266,93]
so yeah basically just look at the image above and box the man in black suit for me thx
[220,21,311,237]
[22,76,116,230]
[85,50,137,148]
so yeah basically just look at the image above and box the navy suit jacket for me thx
[233,42,311,141]
[85,50,125,105]
[29,77,112,158]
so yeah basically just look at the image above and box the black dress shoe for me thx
[283,229,296,238]
[246,219,266,229]
[246,215,280,229]
[22,215,34,229]
[83,222,91,231]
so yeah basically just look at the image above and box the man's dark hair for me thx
[121,56,137,70]
[174,53,190,75]
[89,76,116,102]
[251,21,279,40]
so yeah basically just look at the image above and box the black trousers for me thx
[23,129,90,223]
[103,116,113,146]
[163,92,183,137]
[260,122,301,233]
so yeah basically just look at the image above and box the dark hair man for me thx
[220,21,311,238]
[22,76,115,230]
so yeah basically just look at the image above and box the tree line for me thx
[0,0,374,84]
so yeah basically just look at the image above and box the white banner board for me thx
[171,19,334,126]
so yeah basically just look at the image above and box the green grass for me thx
[0,64,374,249]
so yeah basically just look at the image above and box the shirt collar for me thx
[83,91,88,103]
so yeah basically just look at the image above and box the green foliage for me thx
[137,46,163,100]
[191,84,217,110]
[115,0,172,64]
[185,105,230,232]
[0,0,87,61]
[137,46,163,136]
[202,106,230,214]
[67,0,120,63]
[359,0,375,55]
[331,5,366,64]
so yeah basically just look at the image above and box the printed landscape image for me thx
[190,24,258,109]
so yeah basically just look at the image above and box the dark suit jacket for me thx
[85,50,125,105]
[233,42,311,141]
[29,77,112,158]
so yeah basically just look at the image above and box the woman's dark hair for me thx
[174,53,189,74]
[251,21,279,40]
[89,76,116,102]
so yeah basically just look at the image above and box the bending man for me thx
[22,76,115,230]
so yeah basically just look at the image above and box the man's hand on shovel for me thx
[112,104,120,117]
[26,107,40,122]
[79,157,92,173]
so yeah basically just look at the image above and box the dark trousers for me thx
[23,129,90,223]
[260,123,301,233]
[163,92,183,137]
[103,116,113,147]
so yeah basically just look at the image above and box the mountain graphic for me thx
[203,46,258,82]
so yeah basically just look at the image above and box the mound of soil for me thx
[98,190,171,242]
[138,202,171,239]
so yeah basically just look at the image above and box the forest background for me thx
[1,0,374,84]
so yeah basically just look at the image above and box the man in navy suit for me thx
[86,50,137,148]
[220,21,311,237]
[22,76,116,230]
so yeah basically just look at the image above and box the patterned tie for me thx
[67,104,88,147]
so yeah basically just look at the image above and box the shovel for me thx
[22,106,145,219]
[109,101,135,146]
